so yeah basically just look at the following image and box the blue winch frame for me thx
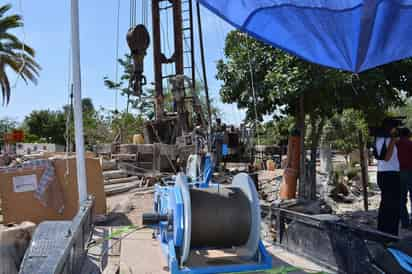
[151,171,272,274]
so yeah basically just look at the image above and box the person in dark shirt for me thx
[397,128,412,228]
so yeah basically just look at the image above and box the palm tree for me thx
[0,4,40,105]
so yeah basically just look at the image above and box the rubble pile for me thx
[258,171,282,205]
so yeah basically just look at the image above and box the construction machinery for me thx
[142,159,272,274]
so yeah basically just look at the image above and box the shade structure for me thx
[198,0,412,73]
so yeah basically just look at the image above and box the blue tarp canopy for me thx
[198,0,412,73]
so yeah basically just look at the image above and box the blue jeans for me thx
[400,171,412,227]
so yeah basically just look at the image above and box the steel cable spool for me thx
[143,173,261,266]
[189,187,251,248]
[178,173,261,264]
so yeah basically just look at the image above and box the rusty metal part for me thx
[169,75,189,133]
[127,24,150,96]
[127,24,150,53]
[151,0,184,120]
[188,0,196,99]
[172,0,184,76]
[151,1,164,119]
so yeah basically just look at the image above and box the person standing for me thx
[375,123,401,235]
[397,128,412,228]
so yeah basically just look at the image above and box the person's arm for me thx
[384,138,397,161]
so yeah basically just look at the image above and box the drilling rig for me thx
[116,0,210,173]
[127,0,206,144]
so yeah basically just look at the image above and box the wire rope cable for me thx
[114,0,121,111]
[12,0,27,89]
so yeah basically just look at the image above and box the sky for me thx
[0,0,245,125]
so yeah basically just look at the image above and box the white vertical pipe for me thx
[70,0,88,204]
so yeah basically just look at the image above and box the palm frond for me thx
[0,3,40,105]
[1,40,36,56]
[0,15,23,32]
[2,54,40,83]
[0,65,11,104]
[0,4,12,18]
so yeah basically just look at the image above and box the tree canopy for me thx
[104,54,153,118]
[217,31,412,125]
[217,30,412,197]
[23,109,66,145]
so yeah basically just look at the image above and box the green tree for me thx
[391,98,412,130]
[258,116,296,146]
[0,4,40,104]
[63,98,111,148]
[217,30,412,198]
[23,110,66,145]
[325,109,368,164]
[104,54,153,118]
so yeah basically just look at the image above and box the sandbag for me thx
[0,222,36,274]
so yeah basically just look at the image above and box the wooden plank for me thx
[105,176,139,185]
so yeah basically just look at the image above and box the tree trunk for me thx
[358,131,369,211]
[320,145,332,175]
[307,116,325,200]
[320,143,332,200]
[298,94,306,200]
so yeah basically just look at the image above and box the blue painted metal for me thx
[388,248,412,272]
[171,241,272,274]
[222,144,229,156]
[200,154,213,188]
[152,173,272,274]
[153,184,185,260]
[198,0,412,73]
[171,187,184,247]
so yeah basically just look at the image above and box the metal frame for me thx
[271,207,400,273]
[19,197,94,274]
[170,241,272,274]
[151,0,184,120]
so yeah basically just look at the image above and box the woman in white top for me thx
[375,126,400,236]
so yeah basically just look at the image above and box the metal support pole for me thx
[151,0,164,120]
[173,0,184,76]
[196,2,213,150]
[71,0,88,204]
[188,0,196,93]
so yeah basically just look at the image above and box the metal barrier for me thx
[267,207,399,273]
[20,198,94,274]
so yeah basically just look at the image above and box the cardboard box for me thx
[0,157,106,224]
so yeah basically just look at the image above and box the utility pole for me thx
[70,0,88,204]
